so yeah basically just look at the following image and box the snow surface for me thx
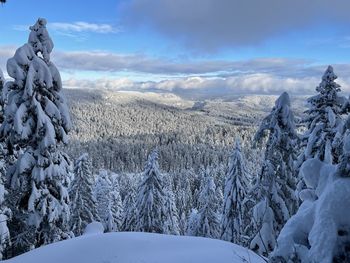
[6,232,264,263]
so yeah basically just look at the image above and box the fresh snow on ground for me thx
[6,231,265,263]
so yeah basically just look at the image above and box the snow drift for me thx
[6,231,265,263]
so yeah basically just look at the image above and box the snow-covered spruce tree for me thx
[176,186,191,235]
[174,170,193,235]
[95,170,117,232]
[0,68,6,126]
[0,71,11,259]
[0,18,72,250]
[0,175,10,260]
[135,150,167,233]
[297,66,345,166]
[121,185,138,232]
[220,139,249,245]
[108,173,123,231]
[186,209,200,236]
[163,178,180,235]
[196,171,220,239]
[0,69,4,96]
[250,92,298,256]
[70,153,99,236]
[271,125,350,263]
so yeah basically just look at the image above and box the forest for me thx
[0,17,349,263]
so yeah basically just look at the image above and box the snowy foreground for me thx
[6,231,264,263]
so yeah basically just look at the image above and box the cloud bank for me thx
[1,45,350,98]
[63,73,350,100]
[52,50,314,76]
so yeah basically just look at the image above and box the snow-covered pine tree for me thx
[70,153,99,236]
[176,184,191,235]
[250,92,298,256]
[186,209,200,236]
[196,171,220,239]
[298,66,345,166]
[0,72,10,259]
[108,173,123,231]
[179,212,187,236]
[271,121,350,263]
[163,178,180,235]
[174,170,193,235]
[0,69,3,92]
[0,69,4,124]
[0,172,10,260]
[1,18,72,250]
[95,170,114,232]
[135,150,167,233]
[121,185,138,232]
[220,139,249,245]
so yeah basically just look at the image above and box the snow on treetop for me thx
[275,91,290,109]
[322,65,337,82]
[28,18,54,63]
[76,153,89,162]
[316,65,341,94]
[146,149,159,168]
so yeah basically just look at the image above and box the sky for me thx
[1,0,350,98]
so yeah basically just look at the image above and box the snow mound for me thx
[83,222,104,236]
[6,232,264,263]
[272,155,350,262]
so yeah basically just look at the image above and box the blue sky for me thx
[1,0,350,97]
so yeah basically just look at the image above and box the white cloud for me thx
[50,22,120,34]
[1,45,349,98]
[63,73,337,99]
[13,22,120,37]
[51,50,315,76]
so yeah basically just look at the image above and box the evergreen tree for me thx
[95,170,115,232]
[220,139,249,245]
[70,153,99,236]
[186,209,199,236]
[0,69,5,124]
[108,173,123,231]
[295,66,346,202]
[0,176,10,260]
[0,69,10,259]
[135,150,166,233]
[271,68,350,262]
[179,212,187,236]
[298,66,345,165]
[121,185,138,232]
[272,120,350,263]
[174,170,193,234]
[1,18,72,251]
[196,171,220,239]
[250,92,298,256]
[0,69,3,91]
[163,179,180,235]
